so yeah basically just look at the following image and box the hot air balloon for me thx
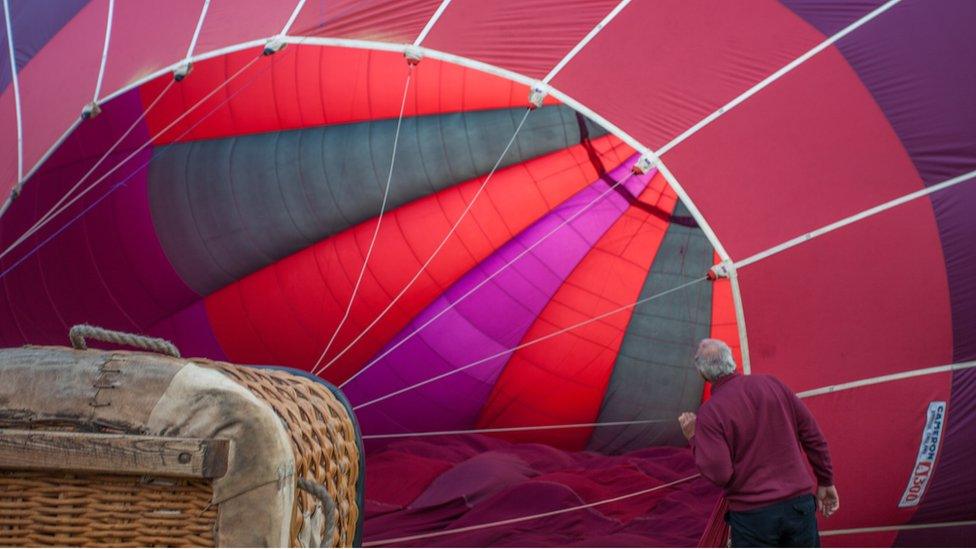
[0,1,973,547]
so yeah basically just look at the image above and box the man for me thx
[678,339,838,548]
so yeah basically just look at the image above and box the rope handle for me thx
[297,478,338,548]
[69,324,181,358]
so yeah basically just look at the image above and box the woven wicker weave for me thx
[0,472,217,547]
[204,363,361,548]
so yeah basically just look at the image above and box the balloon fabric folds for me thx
[0,1,973,547]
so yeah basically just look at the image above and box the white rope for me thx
[310,67,414,372]
[279,0,307,36]
[339,164,645,389]
[352,276,706,410]
[0,47,307,284]
[413,0,452,47]
[0,78,176,264]
[798,360,976,399]
[654,0,902,160]
[0,56,260,266]
[734,168,976,271]
[2,0,22,183]
[311,107,534,376]
[363,473,701,546]
[185,0,212,59]
[542,0,631,84]
[362,418,672,440]
[821,519,976,537]
[92,0,114,102]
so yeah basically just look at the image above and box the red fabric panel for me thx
[703,251,742,402]
[100,0,200,95]
[195,0,296,55]
[662,49,924,259]
[14,0,105,176]
[802,373,951,537]
[477,174,677,450]
[422,0,619,80]
[290,0,441,44]
[140,45,556,144]
[549,0,822,151]
[205,136,633,384]
[737,198,951,393]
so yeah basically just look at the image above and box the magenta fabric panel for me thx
[100,0,201,96]
[0,90,198,347]
[149,300,227,361]
[782,0,976,188]
[290,0,441,44]
[345,159,648,437]
[548,0,822,152]
[661,48,922,260]
[1,0,89,92]
[195,0,296,55]
[421,0,619,80]
[0,15,16,198]
[782,0,976,365]
[13,0,105,178]
[737,196,951,393]
[364,434,720,546]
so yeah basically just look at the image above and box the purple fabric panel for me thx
[779,1,885,36]
[345,157,649,436]
[0,89,198,346]
[782,0,976,187]
[896,368,976,541]
[897,154,976,536]
[364,434,720,547]
[148,300,227,361]
[929,185,976,364]
[0,0,90,91]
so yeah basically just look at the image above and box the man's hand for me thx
[678,412,697,440]
[816,485,839,518]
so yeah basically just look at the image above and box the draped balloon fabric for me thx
[0,1,973,546]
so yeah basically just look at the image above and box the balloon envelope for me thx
[0,1,973,546]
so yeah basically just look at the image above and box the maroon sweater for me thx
[690,372,833,511]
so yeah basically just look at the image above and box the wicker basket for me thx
[0,327,364,547]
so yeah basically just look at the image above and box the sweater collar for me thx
[711,371,740,392]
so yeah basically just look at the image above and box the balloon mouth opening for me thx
[4,43,731,458]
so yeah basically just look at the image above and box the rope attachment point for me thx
[528,83,548,109]
[708,261,732,281]
[69,324,181,358]
[173,62,192,81]
[631,152,658,175]
[263,36,286,56]
[81,102,102,120]
[404,45,423,66]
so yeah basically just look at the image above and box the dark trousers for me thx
[726,494,820,548]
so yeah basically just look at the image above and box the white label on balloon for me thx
[898,401,946,508]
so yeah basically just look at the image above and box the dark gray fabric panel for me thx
[588,201,714,453]
[149,105,605,295]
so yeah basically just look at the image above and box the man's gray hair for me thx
[694,338,737,381]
